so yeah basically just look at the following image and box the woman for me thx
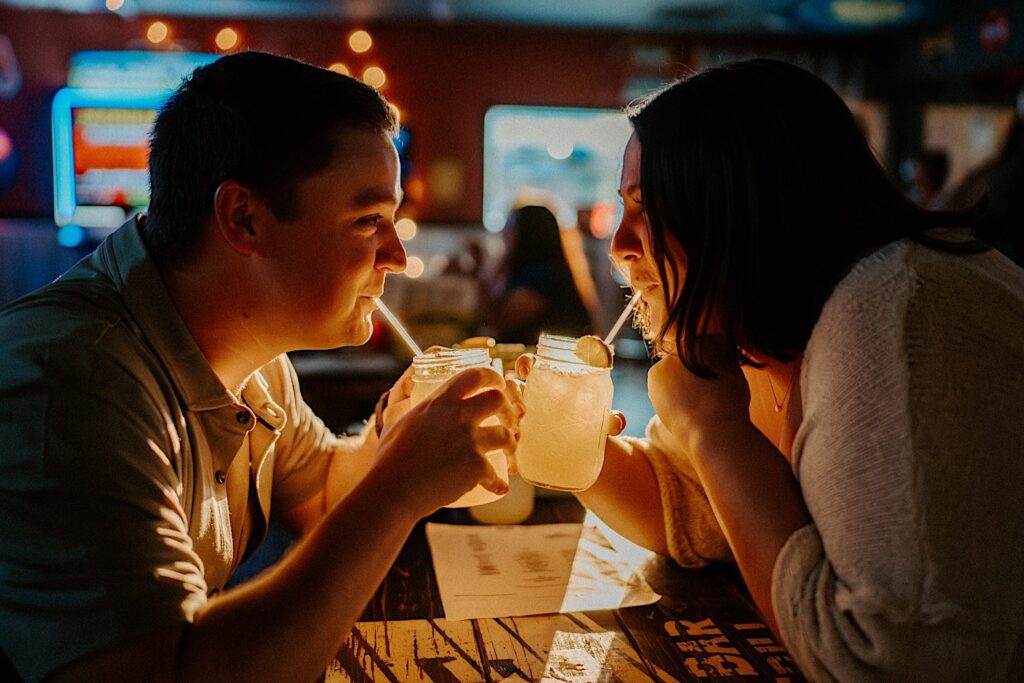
[479,204,594,344]
[579,59,1024,679]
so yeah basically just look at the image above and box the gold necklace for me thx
[767,367,795,413]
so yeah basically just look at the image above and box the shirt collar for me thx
[96,215,238,412]
[241,370,287,432]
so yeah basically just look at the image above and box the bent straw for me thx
[373,297,423,357]
[603,290,643,346]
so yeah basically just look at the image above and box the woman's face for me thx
[610,133,686,349]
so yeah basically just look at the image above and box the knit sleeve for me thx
[771,243,1024,681]
[621,415,732,568]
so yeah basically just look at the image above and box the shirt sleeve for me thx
[620,415,732,568]
[260,355,338,511]
[772,244,1024,681]
[0,345,207,683]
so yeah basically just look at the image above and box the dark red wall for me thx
[0,7,694,223]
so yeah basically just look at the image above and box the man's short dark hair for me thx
[144,51,399,266]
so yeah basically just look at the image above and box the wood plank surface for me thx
[328,613,673,682]
[331,499,806,682]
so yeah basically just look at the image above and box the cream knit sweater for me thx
[627,239,1024,681]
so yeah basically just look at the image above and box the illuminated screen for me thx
[55,91,414,233]
[482,105,632,235]
[52,87,170,231]
[71,107,155,208]
[53,50,219,233]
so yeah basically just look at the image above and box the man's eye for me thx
[358,215,383,227]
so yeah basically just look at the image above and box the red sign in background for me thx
[981,8,1012,53]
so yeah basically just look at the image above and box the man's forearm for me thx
[52,467,421,683]
[182,466,420,681]
[325,421,378,509]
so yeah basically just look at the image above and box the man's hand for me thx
[375,345,446,438]
[372,367,519,516]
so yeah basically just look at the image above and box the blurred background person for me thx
[982,114,1024,266]
[476,204,596,344]
[910,148,950,209]
[943,87,1024,267]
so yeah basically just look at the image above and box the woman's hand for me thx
[647,338,752,453]
[513,353,627,438]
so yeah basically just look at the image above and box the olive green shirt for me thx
[0,218,338,682]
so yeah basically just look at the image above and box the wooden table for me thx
[325,498,805,682]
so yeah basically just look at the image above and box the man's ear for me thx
[212,180,259,255]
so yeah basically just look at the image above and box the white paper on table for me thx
[425,514,660,621]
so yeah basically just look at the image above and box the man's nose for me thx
[377,223,407,273]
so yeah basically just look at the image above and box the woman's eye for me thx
[358,215,383,227]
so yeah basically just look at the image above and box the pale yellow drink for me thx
[410,348,509,508]
[516,334,613,491]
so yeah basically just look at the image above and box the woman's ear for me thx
[212,180,258,255]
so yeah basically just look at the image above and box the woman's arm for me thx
[648,350,811,635]
[577,435,670,556]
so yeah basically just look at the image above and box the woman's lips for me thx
[633,283,658,297]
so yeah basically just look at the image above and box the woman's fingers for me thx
[608,410,627,436]
[515,353,536,380]
[504,377,526,424]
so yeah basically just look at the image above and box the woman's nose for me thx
[610,217,643,264]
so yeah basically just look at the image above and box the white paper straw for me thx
[373,297,423,356]
[603,290,643,346]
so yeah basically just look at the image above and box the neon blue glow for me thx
[57,224,85,248]
[51,87,170,227]
[68,51,217,89]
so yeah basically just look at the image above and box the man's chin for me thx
[311,314,373,350]
[337,322,374,348]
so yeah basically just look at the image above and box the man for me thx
[0,52,515,682]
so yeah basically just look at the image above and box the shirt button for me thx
[215,470,227,485]
[236,411,251,425]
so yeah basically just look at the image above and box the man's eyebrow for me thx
[351,187,403,208]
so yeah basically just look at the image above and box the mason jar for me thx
[516,334,613,492]
[410,348,508,507]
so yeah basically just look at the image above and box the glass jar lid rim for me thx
[412,347,490,367]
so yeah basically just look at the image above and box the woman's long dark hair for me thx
[627,58,979,376]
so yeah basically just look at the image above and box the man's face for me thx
[252,128,406,350]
